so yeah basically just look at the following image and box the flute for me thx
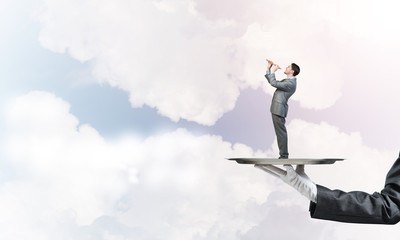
[266,59,281,69]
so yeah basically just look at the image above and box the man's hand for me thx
[271,64,281,72]
[255,164,317,203]
[266,59,274,71]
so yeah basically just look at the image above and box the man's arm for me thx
[310,154,400,224]
[309,185,400,224]
[256,153,400,224]
[265,72,296,92]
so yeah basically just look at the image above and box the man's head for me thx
[284,63,300,77]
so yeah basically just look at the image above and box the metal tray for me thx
[227,158,345,165]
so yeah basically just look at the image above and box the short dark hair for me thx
[291,63,300,76]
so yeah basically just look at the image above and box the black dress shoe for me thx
[279,156,288,159]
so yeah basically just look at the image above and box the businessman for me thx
[255,152,400,224]
[265,60,300,159]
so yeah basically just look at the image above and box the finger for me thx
[296,164,305,174]
[260,164,287,177]
[255,165,281,178]
[254,165,280,178]
[295,164,311,179]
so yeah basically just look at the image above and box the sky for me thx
[1,0,400,239]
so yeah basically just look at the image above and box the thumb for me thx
[283,165,297,181]
[283,164,294,172]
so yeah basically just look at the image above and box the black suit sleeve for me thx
[309,153,400,224]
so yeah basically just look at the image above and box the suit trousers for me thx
[271,114,288,158]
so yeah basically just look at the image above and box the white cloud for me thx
[2,91,399,239]
[34,0,400,125]
[30,0,400,131]
[1,91,276,239]
[35,0,248,126]
[35,0,395,125]
[3,91,135,226]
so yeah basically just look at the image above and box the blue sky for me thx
[1,0,400,239]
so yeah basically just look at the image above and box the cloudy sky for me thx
[1,0,400,239]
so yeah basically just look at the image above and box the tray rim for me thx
[226,158,345,165]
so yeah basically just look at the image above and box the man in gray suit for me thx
[265,61,300,159]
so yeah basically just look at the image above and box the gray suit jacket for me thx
[265,73,297,118]
[310,152,400,224]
